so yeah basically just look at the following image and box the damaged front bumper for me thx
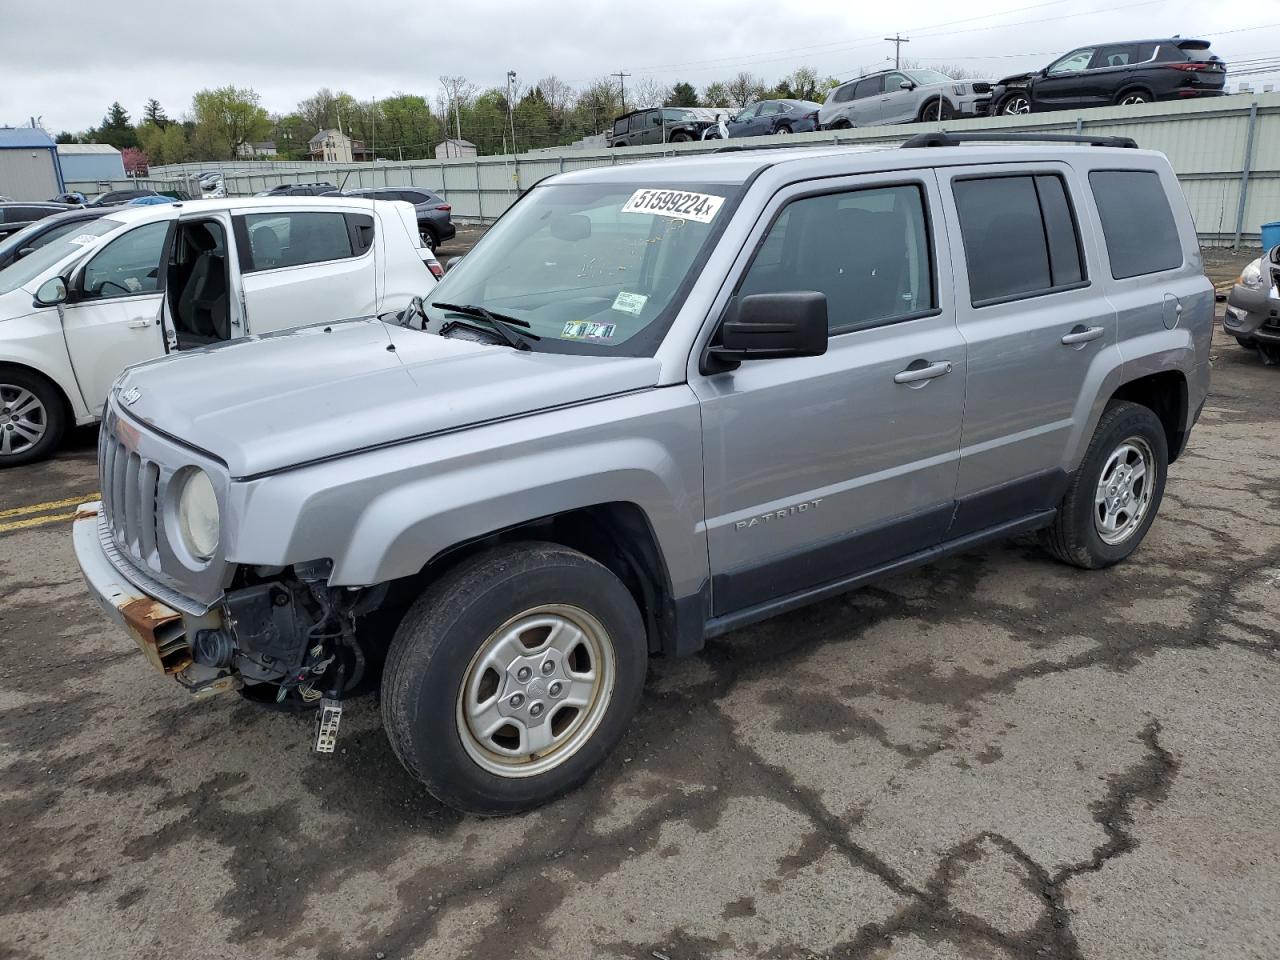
[1225,282,1280,343]
[72,502,235,696]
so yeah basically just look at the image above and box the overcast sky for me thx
[3,0,1277,133]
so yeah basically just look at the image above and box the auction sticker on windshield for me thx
[69,234,102,246]
[621,189,724,224]
[562,321,617,340]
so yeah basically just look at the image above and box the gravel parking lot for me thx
[1,254,1277,959]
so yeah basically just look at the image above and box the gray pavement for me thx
[1,320,1277,960]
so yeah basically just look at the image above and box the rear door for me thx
[850,75,886,125]
[60,219,172,414]
[693,171,966,615]
[938,163,1115,533]
[234,208,379,332]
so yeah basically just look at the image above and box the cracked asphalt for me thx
[1,306,1278,959]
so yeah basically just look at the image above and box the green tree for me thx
[574,78,622,136]
[701,82,730,108]
[143,98,170,130]
[190,86,271,160]
[97,101,137,149]
[137,120,189,165]
[378,94,437,160]
[665,82,699,107]
[55,131,78,144]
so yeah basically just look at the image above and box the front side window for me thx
[240,212,356,271]
[1089,170,1182,279]
[1048,48,1096,74]
[737,183,935,335]
[418,179,743,356]
[952,174,1085,305]
[79,221,170,300]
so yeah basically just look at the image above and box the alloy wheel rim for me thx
[456,603,616,778]
[1120,94,1148,105]
[1094,436,1156,545]
[1004,97,1031,115]
[0,384,47,456]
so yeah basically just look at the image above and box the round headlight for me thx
[177,469,220,560]
[1238,259,1264,288]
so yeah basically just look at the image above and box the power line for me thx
[884,35,910,70]
[612,71,632,112]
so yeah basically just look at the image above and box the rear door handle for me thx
[894,360,953,384]
[1061,325,1105,345]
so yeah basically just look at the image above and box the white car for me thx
[0,196,438,466]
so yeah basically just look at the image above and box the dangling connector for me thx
[313,698,343,753]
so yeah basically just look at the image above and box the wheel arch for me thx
[0,359,78,428]
[917,95,955,121]
[1108,370,1189,462]
[1114,84,1155,105]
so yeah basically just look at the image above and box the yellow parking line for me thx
[0,511,77,534]
[0,493,99,521]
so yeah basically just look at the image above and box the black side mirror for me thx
[705,291,828,372]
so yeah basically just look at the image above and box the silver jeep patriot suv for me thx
[74,133,1213,814]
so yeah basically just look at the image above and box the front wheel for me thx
[0,369,65,468]
[920,99,954,122]
[999,93,1031,115]
[669,131,692,143]
[381,542,648,815]
[1040,401,1168,569]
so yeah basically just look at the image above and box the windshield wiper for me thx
[431,301,539,351]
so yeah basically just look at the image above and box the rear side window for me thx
[239,212,356,271]
[1089,170,1183,279]
[853,77,882,99]
[737,183,935,335]
[831,83,855,103]
[952,174,1085,305]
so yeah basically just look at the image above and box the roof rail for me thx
[713,141,814,154]
[901,131,1138,149]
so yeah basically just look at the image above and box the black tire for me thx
[1236,336,1255,349]
[830,119,853,130]
[919,99,954,122]
[1040,401,1168,569]
[0,366,66,468]
[381,542,647,815]
[1116,89,1152,106]
[419,228,437,252]
[776,124,792,135]
[999,93,1031,115]
[669,131,692,143]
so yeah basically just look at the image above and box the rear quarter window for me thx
[1088,170,1183,279]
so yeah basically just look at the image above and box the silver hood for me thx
[114,318,662,478]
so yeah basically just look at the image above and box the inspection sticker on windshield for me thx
[611,291,647,316]
[68,234,101,246]
[621,188,724,223]
[562,320,617,340]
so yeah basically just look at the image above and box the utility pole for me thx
[613,70,632,112]
[507,70,519,155]
[884,34,910,69]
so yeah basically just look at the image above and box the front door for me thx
[1031,47,1097,110]
[61,220,172,416]
[235,209,378,334]
[879,72,916,124]
[939,164,1115,534]
[692,172,966,616]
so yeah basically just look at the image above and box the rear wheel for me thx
[0,369,65,468]
[829,119,853,130]
[1040,401,1168,569]
[419,228,438,252]
[381,542,648,815]
[776,125,792,135]
[1117,89,1152,106]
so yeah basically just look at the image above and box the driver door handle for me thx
[128,319,150,329]
[894,360,953,384]
[1061,325,1105,345]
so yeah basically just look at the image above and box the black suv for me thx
[254,182,338,198]
[0,201,74,240]
[345,186,456,251]
[992,38,1226,115]
[608,108,723,146]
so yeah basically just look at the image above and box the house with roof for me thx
[0,127,63,200]
[435,138,477,159]
[307,129,373,163]
[237,140,279,159]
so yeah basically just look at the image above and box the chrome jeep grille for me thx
[99,421,162,570]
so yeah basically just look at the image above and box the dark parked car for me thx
[0,206,112,271]
[0,201,75,240]
[346,186,456,251]
[254,182,338,198]
[608,108,723,146]
[992,38,1226,115]
[715,99,822,138]
[86,189,160,207]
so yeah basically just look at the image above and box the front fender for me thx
[229,387,709,597]
[0,308,91,422]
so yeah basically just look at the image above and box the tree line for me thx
[55,62,976,167]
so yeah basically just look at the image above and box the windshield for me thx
[907,69,955,86]
[0,216,81,262]
[0,217,122,296]
[419,179,743,356]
